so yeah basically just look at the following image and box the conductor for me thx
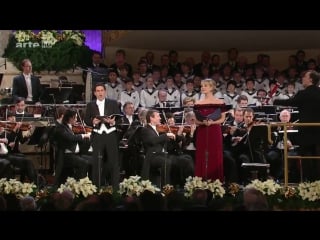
[273,70,320,181]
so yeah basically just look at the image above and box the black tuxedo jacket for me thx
[274,85,320,145]
[140,124,168,155]
[12,74,43,103]
[84,98,120,129]
[55,123,83,152]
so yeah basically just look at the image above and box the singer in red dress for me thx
[194,79,226,182]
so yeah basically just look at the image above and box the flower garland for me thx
[1,176,320,210]
[13,30,85,47]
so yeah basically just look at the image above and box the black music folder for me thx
[194,108,222,121]
[95,114,123,120]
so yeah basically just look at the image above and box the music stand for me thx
[28,126,52,188]
[241,163,270,183]
[126,126,144,176]
[251,105,277,122]
[40,87,72,104]
[91,67,109,84]
[69,84,85,103]
[248,125,271,152]
[156,107,183,124]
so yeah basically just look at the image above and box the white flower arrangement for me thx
[61,30,85,46]
[14,30,32,42]
[297,180,320,202]
[57,177,97,198]
[13,30,85,46]
[0,178,36,199]
[245,179,282,196]
[38,30,58,47]
[118,175,161,197]
[184,176,225,199]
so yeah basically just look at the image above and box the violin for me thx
[72,123,93,134]
[156,124,191,135]
[0,121,31,131]
[222,124,247,135]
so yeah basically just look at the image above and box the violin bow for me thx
[76,109,86,133]
[162,109,172,133]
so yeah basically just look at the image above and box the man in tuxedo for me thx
[0,112,36,182]
[54,109,91,185]
[140,109,175,186]
[84,83,121,189]
[12,59,43,104]
[118,101,141,177]
[154,89,173,108]
[14,97,33,118]
[274,70,320,181]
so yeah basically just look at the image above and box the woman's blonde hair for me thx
[201,78,216,92]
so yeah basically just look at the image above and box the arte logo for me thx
[16,41,53,48]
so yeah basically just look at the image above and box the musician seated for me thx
[231,108,271,182]
[154,89,175,108]
[254,89,268,106]
[269,109,299,181]
[54,109,91,186]
[223,107,245,183]
[165,113,194,187]
[140,110,175,187]
[0,112,36,182]
[118,102,142,177]
[14,97,34,118]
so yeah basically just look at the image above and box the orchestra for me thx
[0,79,306,187]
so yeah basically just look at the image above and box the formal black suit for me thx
[84,98,121,189]
[54,122,90,185]
[1,128,36,182]
[140,124,172,186]
[12,74,43,103]
[118,115,141,177]
[274,85,320,145]
[274,85,320,181]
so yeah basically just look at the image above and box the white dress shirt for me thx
[23,74,33,102]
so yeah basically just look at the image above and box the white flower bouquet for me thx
[245,179,282,196]
[297,180,320,202]
[0,178,36,199]
[57,177,97,198]
[184,176,225,199]
[118,175,161,197]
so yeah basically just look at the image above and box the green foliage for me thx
[3,34,92,73]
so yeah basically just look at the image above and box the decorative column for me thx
[0,30,11,56]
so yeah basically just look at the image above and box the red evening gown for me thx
[194,103,225,182]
